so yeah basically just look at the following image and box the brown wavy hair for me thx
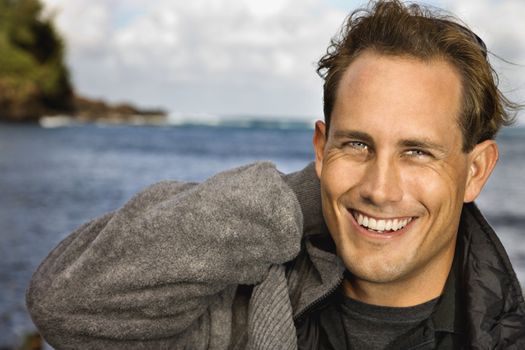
[317,0,519,151]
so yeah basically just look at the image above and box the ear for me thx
[463,140,499,203]
[313,120,327,179]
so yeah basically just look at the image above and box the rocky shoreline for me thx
[0,0,167,127]
[1,95,167,126]
[66,95,167,124]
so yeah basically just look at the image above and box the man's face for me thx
[314,52,488,301]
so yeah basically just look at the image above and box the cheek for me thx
[319,156,363,241]
[321,156,363,202]
[403,164,468,214]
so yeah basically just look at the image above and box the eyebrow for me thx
[332,129,447,153]
[399,139,447,154]
[333,130,375,145]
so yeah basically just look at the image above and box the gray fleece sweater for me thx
[27,162,339,349]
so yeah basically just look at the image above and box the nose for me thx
[359,156,403,206]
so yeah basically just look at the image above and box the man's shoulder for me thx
[459,203,525,347]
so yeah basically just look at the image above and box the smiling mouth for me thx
[351,210,415,233]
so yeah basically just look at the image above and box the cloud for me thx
[41,0,524,122]
[42,0,348,117]
[438,0,525,122]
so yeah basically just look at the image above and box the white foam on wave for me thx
[39,115,77,128]
[38,112,318,130]
[166,112,316,130]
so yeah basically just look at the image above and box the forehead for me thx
[331,51,464,148]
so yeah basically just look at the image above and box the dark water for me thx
[0,122,524,347]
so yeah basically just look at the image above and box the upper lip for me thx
[349,208,415,221]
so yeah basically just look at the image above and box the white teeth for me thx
[392,219,400,230]
[353,211,413,233]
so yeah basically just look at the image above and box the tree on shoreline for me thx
[0,0,73,121]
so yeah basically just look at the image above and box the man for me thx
[27,1,524,349]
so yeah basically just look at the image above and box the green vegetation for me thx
[0,0,73,121]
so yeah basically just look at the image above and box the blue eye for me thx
[406,149,431,157]
[347,141,368,150]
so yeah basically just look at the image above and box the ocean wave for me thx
[166,113,316,130]
[485,214,525,228]
[38,113,318,131]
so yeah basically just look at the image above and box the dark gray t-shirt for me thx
[318,290,439,349]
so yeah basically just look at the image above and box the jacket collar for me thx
[458,203,525,348]
[431,236,465,335]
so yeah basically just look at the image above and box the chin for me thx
[340,247,415,284]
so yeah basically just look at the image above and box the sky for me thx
[41,0,525,123]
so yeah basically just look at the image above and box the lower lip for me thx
[347,209,415,240]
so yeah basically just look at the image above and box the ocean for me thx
[0,121,524,347]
